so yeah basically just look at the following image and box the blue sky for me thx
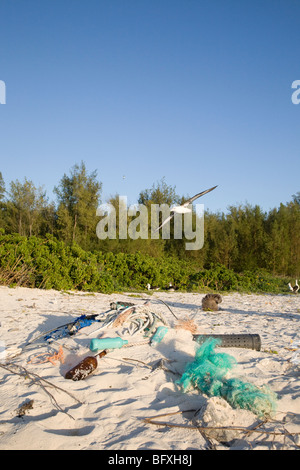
[0,0,299,214]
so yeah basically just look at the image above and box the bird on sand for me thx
[146,283,160,291]
[155,185,218,231]
[288,280,299,293]
[202,293,223,311]
[165,282,178,292]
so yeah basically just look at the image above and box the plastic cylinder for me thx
[193,334,261,351]
[90,337,128,352]
[150,326,169,345]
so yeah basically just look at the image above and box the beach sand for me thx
[0,286,299,450]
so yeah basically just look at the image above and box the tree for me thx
[0,172,5,201]
[286,198,300,277]
[138,177,180,207]
[6,178,48,236]
[54,162,102,248]
[292,191,300,205]
[204,211,238,269]
[265,206,290,275]
[0,172,6,230]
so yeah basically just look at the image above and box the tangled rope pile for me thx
[99,302,169,336]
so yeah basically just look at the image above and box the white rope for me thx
[99,303,170,336]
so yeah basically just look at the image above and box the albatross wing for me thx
[154,214,174,232]
[185,185,218,205]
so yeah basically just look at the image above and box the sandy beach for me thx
[0,286,299,451]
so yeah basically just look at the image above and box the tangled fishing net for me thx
[178,338,277,419]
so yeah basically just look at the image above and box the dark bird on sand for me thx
[202,293,223,311]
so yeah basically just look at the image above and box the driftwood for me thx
[143,409,300,449]
[0,362,82,420]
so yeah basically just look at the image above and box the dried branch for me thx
[0,362,82,420]
[143,409,300,439]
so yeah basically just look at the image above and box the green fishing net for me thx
[178,338,277,418]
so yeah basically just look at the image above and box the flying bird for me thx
[155,185,218,231]
[288,280,299,293]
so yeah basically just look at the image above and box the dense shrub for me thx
[0,234,290,294]
[0,234,115,292]
[188,263,288,294]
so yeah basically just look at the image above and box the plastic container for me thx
[65,350,107,381]
[150,326,169,345]
[193,334,261,351]
[89,337,128,352]
[110,301,135,310]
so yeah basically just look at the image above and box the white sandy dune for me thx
[0,286,299,451]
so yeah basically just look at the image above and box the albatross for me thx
[154,185,218,231]
[288,280,299,293]
[165,282,178,292]
[146,283,160,291]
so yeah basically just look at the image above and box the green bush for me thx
[187,263,288,294]
[188,263,239,291]
[0,234,116,292]
[0,234,290,294]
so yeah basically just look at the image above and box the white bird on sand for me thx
[166,282,178,292]
[155,185,218,231]
[288,280,299,293]
[146,283,160,291]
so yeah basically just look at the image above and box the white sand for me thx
[0,286,299,450]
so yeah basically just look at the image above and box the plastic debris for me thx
[290,351,300,365]
[43,314,101,342]
[110,301,135,310]
[150,326,169,346]
[90,337,128,352]
[98,303,169,336]
[178,337,277,418]
[65,350,107,381]
[27,345,65,365]
[193,334,261,351]
[290,342,300,366]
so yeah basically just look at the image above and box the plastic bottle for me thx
[150,326,169,346]
[89,337,128,352]
[65,350,107,381]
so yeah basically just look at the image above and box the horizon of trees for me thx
[0,162,299,278]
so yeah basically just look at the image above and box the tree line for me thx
[0,162,299,278]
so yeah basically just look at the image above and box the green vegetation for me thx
[0,163,298,294]
[0,233,290,295]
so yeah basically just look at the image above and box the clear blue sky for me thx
[0,0,299,214]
